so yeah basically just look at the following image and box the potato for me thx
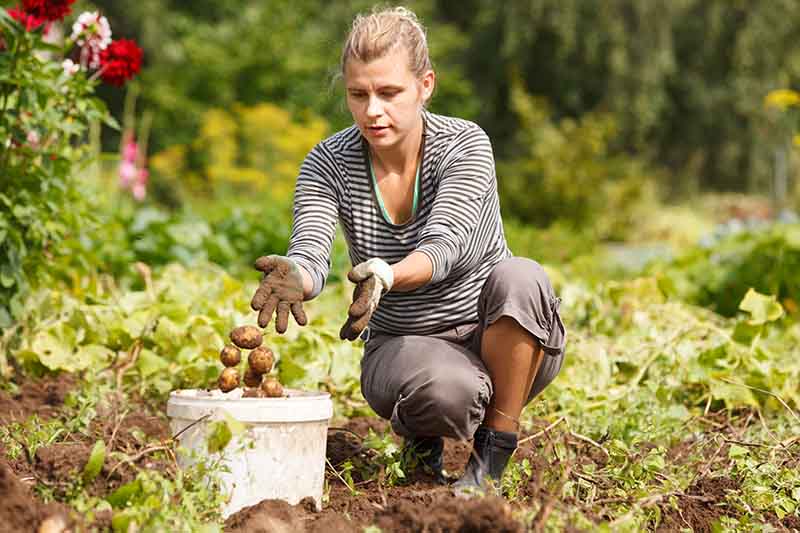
[243,367,263,388]
[261,376,284,397]
[242,387,262,398]
[219,345,241,367]
[230,325,263,349]
[248,346,274,375]
[218,367,240,392]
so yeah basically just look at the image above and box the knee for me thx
[400,367,490,438]
[485,257,552,302]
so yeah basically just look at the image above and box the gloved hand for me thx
[250,255,308,334]
[339,258,394,341]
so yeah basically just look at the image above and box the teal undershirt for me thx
[368,155,420,226]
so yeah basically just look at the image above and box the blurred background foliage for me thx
[89,0,800,199]
[2,0,800,321]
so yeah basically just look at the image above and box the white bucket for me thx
[167,388,333,517]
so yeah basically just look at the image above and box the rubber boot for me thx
[403,435,446,484]
[453,425,518,496]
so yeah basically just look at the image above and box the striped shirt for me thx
[287,110,512,336]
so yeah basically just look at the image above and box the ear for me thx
[420,69,436,103]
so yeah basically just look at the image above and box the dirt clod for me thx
[375,495,524,533]
[0,462,75,533]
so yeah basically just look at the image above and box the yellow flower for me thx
[764,89,800,110]
[794,134,800,148]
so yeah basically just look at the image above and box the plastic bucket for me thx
[167,388,333,517]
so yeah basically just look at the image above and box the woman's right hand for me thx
[250,255,308,333]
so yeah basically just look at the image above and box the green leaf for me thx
[727,444,749,458]
[136,349,169,377]
[207,420,233,454]
[221,411,246,437]
[83,439,106,484]
[107,479,143,508]
[30,331,74,371]
[738,288,784,325]
[111,509,136,533]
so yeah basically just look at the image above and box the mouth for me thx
[367,125,390,132]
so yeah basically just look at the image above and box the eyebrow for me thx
[346,84,404,92]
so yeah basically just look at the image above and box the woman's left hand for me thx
[340,258,394,341]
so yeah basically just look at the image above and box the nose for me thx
[366,94,383,118]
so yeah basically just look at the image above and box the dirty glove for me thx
[250,255,308,334]
[339,258,394,341]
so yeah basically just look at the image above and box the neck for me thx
[370,113,424,175]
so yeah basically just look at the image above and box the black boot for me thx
[453,426,517,496]
[403,435,446,484]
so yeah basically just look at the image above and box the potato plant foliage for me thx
[3,222,799,529]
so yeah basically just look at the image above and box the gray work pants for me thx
[360,256,567,439]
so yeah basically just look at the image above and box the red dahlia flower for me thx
[7,5,49,32]
[21,0,75,22]
[99,39,143,87]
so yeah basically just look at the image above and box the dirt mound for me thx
[657,475,740,532]
[0,375,74,423]
[224,497,360,533]
[0,462,75,533]
[35,442,91,480]
[375,495,523,532]
[326,429,364,467]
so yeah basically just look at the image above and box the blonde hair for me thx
[341,6,433,81]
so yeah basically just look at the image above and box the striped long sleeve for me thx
[284,110,512,336]
[416,125,496,284]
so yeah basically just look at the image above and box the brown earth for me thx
[0,373,173,529]
[0,461,77,533]
[656,476,740,533]
[4,380,789,532]
[225,416,545,532]
[0,374,75,424]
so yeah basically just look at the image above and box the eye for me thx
[349,91,367,99]
[381,89,400,98]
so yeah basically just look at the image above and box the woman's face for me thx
[345,46,434,152]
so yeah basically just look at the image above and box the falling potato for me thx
[218,367,240,392]
[243,367,263,388]
[248,346,274,375]
[230,325,263,349]
[219,345,241,367]
[261,376,284,398]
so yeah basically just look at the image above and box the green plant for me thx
[0,9,122,326]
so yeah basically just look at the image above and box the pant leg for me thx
[471,256,567,402]
[360,330,492,439]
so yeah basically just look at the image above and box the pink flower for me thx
[122,140,138,163]
[61,59,80,75]
[118,160,137,187]
[118,134,149,201]
[26,130,41,148]
[70,11,111,69]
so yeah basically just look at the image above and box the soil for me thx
[0,375,75,424]
[226,417,537,532]
[0,461,77,533]
[656,476,741,533]
[3,378,792,532]
[0,373,173,510]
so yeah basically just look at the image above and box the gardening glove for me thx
[339,258,394,341]
[250,255,308,334]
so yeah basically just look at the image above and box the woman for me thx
[250,6,566,494]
